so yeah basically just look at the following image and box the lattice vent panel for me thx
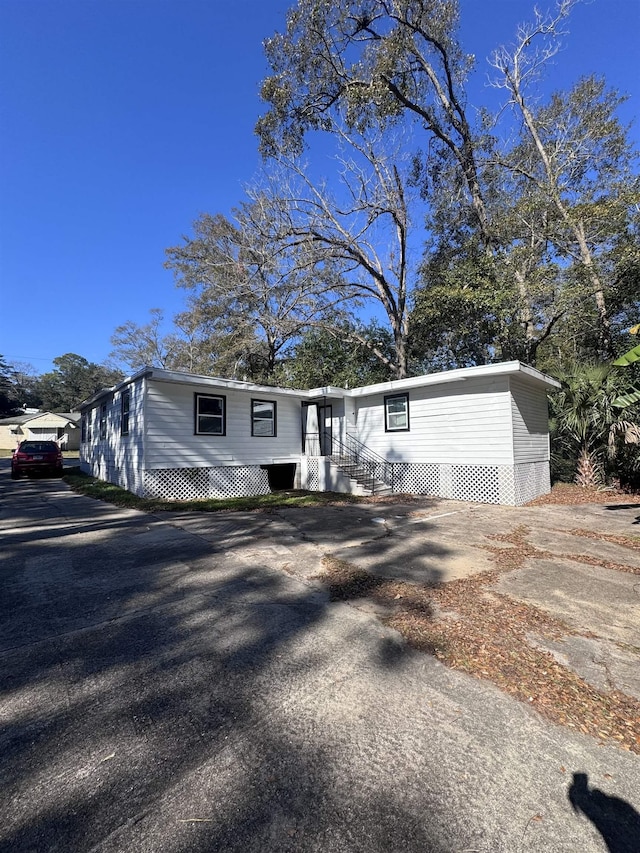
[513,461,551,506]
[393,463,518,505]
[303,458,320,491]
[143,466,270,500]
[393,464,441,496]
[209,466,269,497]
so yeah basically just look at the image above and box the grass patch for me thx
[62,468,363,512]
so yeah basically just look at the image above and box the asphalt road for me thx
[1,463,639,852]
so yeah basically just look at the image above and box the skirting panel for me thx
[299,457,320,492]
[392,461,551,506]
[513,461,551,506]
[143,466,271,500]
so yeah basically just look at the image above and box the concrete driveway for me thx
[1,463,639,852]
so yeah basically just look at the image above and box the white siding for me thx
[80,377,146,495]
[354,377,514,465]
[144,379,304,469]
[510,377,550,464]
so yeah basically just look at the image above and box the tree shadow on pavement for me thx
[604,503,640,524]
[0,486,451,852]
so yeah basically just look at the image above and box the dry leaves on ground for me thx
[316,525,640,755]
[526,482,640,506]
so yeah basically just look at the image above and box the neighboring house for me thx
[0,411,81,451]
[78,362,560,506]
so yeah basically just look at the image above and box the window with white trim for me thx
[384,393,410,432]
[251,399,276,437]
[195,393,226,435]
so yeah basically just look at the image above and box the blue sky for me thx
[1,0,638,375]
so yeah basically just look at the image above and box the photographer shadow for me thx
[568,772,640,853]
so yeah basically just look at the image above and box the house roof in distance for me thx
[0,411,80,427]
[79,361,560,410]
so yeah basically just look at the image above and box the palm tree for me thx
[550,362,640,487]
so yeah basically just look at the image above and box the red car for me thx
[11,440,64,479]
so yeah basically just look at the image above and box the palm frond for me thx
[613,388,640,408]
[613,344,640,367]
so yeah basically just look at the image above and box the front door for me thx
[318,405,332,456]
[301,403,321,455]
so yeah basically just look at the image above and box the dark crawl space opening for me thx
[262,463,297,491]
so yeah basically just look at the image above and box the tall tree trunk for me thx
[500,48,614,359]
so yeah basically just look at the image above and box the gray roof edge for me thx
[148,367,317,399]
[346,361,560,397]
[78,361,560,410]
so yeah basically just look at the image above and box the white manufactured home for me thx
[78,362,560,506]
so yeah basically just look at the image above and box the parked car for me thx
[11,440,64,479]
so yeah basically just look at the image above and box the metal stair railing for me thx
[323,431,394,495]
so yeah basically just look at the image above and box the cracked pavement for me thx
[1,464,639,852]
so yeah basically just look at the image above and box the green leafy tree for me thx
[490,3,640,359]
[413,3,640,369]
[259,0,639,371]
[0,355,21,417]
[35,354,123,412]
[274,322,395,389]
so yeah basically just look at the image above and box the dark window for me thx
[384,393,410,432]
[121,391,130,436]
[251,399,276,437]
[99,402,107,439]
[87,411,93,443]
[17,441,59,453]
[81,416,87,443]
[195,393,226,435]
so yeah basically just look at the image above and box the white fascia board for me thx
[305,386,349,399]
[516,362,561,388]
[346,361,560,397]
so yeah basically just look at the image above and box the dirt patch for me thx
[315,525,640,755]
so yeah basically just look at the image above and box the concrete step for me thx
[328,455,393,496]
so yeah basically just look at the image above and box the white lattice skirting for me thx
[139,459,549,505]
[143,466,271,500]
[392,461,550,506]
[301,458,320,491]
